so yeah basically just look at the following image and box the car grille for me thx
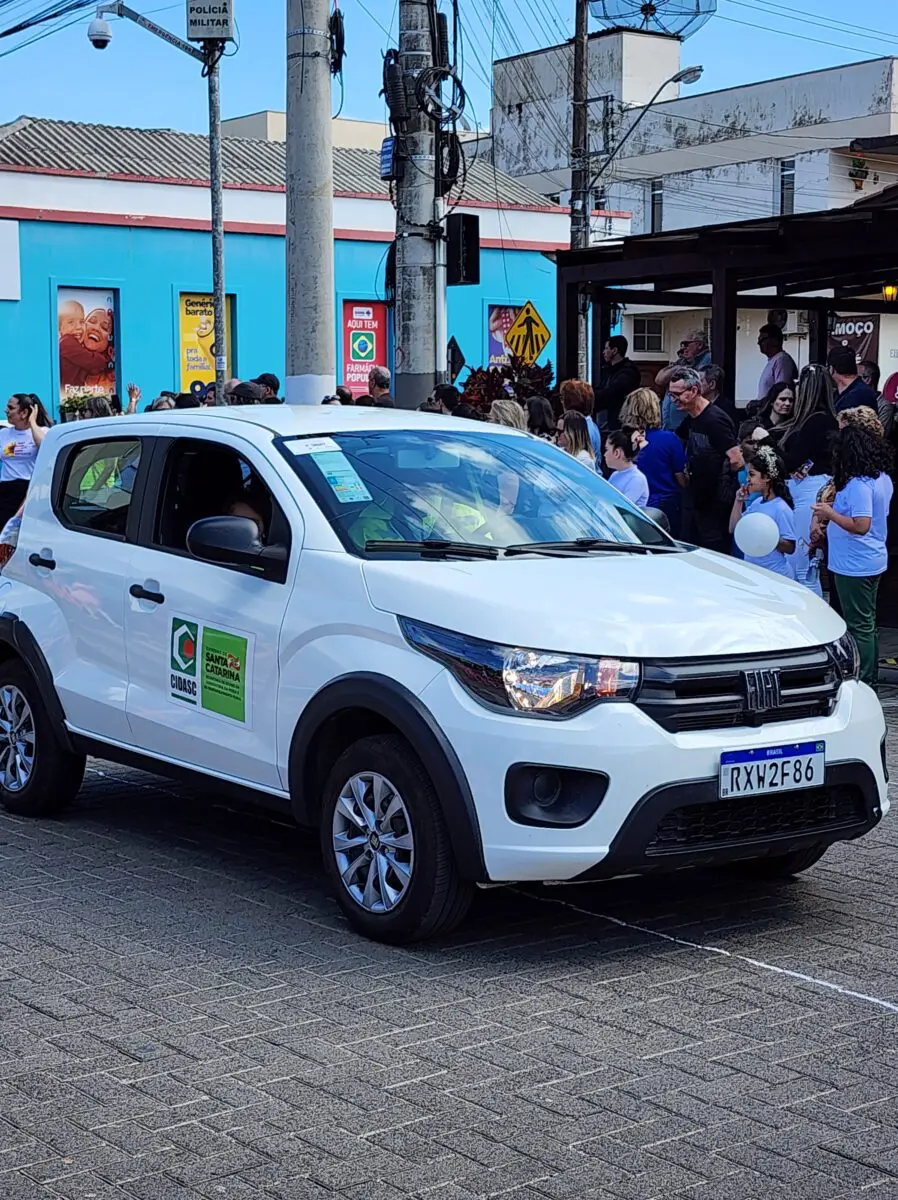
[636,646,840,734]
[646,784,867,855]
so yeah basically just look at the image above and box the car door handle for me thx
[28,553,56,571]
[130,584,165,605]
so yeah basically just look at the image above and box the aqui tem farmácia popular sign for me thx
[170,617,255,726]
[342,301,389,397]
[187,0,236,41]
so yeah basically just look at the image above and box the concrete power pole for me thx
[286,0,336,404]
[394,0,438,410]
[569,0,590,377]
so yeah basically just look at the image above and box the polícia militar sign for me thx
[187,0,236,41]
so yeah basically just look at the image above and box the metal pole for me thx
[570,0,590,377]
[395,0,438,410]
[206,43,227,406]
[286,0,336,404]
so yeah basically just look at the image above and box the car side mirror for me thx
[186,516,288,581]
[644,506,671,533]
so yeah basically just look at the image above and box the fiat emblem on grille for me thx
[742,668,781,712]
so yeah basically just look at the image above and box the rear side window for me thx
[57,439,141,539]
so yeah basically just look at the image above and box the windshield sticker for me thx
[311,450,373,505]
[289,437,341,456]
[170,617,255,726]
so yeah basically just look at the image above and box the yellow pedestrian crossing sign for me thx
[505,300,551,366]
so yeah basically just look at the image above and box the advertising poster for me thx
[57,287,117,405]
[342,301,389,397]
[488,304,522,366]
[829,315,880,366]
[170,616,254,727]
[179,293,233,399]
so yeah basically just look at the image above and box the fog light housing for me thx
[505,765,609,828]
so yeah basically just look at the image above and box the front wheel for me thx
[320,733,473,943]
[0,659,85,817]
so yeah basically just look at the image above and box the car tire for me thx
[739,843,829,879]
[0,660,85,818]
[320,733,474,943]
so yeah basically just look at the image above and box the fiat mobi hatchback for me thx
[0,406,886,942]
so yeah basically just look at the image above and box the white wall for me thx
[609,150,836,235]
[494,51,898,206]
[0,170,574,248]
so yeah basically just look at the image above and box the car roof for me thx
[131,404,531,438]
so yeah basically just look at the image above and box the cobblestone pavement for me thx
[2,699,898,1200]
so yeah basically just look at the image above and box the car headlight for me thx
[831,631,860,681]
[400,618,640,717]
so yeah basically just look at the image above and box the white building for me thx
[492,29,898,401]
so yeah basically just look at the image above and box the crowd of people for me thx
[5,339,897,684]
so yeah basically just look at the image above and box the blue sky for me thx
[1,0,897,135]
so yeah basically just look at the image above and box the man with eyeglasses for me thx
[656,330,712,432]
[671,366,740,554]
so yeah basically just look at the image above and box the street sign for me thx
[448,336,466,383]
[187,0,236,41]
[342,300,389,396]
[505,300,551,366]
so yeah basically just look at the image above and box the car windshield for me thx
[279,428,678,556]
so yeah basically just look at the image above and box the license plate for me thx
[719,741,825,799]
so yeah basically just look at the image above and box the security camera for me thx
[87,17,112,49]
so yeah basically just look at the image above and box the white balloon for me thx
[735,511,781,558]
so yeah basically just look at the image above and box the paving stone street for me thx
[2,696,898,1200]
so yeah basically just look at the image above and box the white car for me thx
[0,406,886,942]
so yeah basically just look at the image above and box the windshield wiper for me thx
[365,539,499,559]
[503,539,680,557]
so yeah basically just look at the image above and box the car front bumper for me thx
[419,673,888,882]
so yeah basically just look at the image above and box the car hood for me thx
[363,549,844,659]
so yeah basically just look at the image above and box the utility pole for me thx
[205,43,227,405]
[394,0,438,410]
[569,0,590,377]
[286,0,336,404]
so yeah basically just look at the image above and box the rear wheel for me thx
[0,660,85,817]
[739,843,829,879]
[320,733,473,943]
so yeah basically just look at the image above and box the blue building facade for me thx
[2,215,560,415]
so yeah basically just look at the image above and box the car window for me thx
[153,438,281,555]
[279,429,674,556]
[57,439,141,539]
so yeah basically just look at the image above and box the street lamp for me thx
[586,65,704,197]
[88,3,233,405]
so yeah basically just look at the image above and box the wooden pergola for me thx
[555,204,898,387]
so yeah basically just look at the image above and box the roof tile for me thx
[0,115,555,209]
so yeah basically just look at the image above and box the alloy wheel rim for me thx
[0,685,35,793]
[332,771,414,914]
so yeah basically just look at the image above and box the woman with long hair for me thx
[488,397,527,431]
[756,380,795,435]
[526,395,556,439]
[0,394,52,529]
[776,363,838,593]
[729,444,796,578]
[556,410,595,467]
[620,387,686,533]
[812,424,894,686]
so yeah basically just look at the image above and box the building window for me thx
[632,316,664,354]
[650,179,663,233]
[780,159,795,216]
